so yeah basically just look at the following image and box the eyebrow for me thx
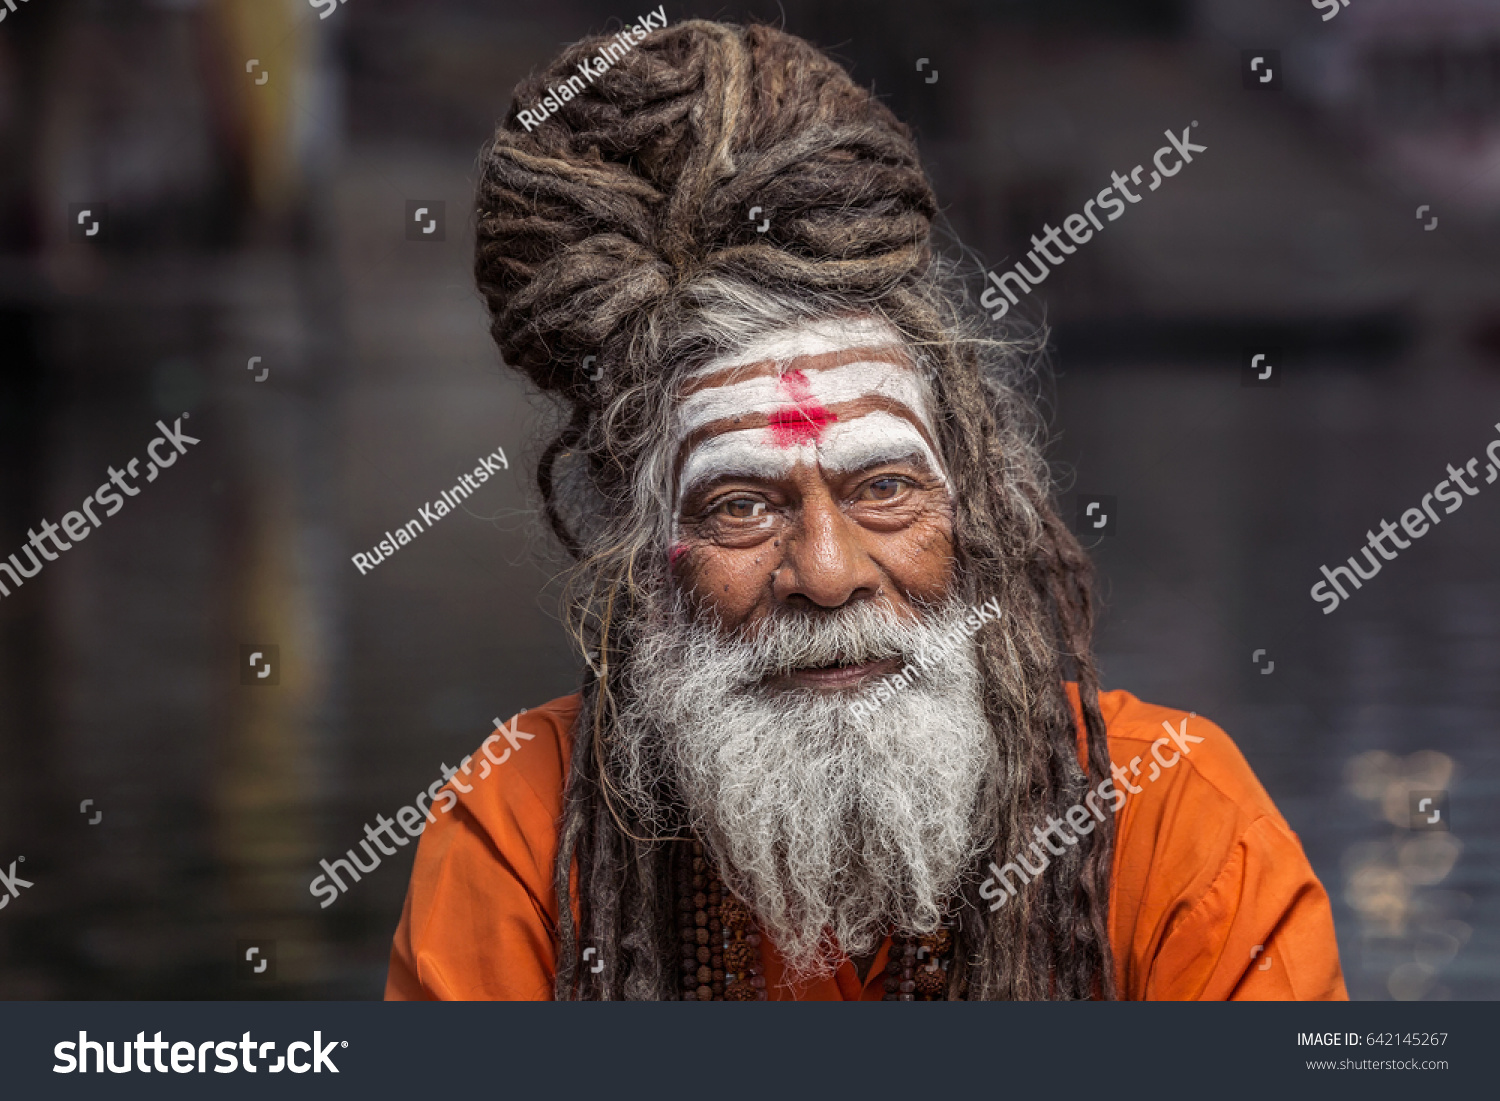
[674,394,941,491]
[817,412,941,475]
[677,408,945,504]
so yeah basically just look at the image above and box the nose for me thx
[772,487,883,609]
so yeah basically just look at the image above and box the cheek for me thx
[882,510,956,603]
[675,501,955,621]
[677,546,775,625]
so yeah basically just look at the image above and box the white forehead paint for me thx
[679,411,944,502]
[682,316,905,378]
[670,320,949,523]
[818,413,944,477]
[675,360,937,445]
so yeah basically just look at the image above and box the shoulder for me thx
[430,690,579,920]
[446,692,580,858]
[1098,687,1292,901]
[1098,688,1283,831]
[1095,689,1344,1000]
[385,693,580,1000]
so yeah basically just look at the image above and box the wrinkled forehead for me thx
[670,318,947,505]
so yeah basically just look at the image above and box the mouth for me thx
[762,655,906,691]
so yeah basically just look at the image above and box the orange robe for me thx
[385,688,1347,1000]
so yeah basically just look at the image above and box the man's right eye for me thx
[717,498,767,520]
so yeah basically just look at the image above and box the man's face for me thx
[669,317,957,683]
[615,316,1000,978]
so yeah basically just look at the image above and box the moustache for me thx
[704,599,957,685]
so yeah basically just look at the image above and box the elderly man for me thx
[385,19,1345,1001]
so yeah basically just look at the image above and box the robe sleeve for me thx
[385,698,579,1001]
[1095,690,1348,1001]
[384,798,557,1000]
[1142,815,1346,1000]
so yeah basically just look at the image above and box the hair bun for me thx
[474,19,936,401]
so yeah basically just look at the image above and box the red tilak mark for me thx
[767,369,837,447]
[780,369,815,402]
[668,543,689,566]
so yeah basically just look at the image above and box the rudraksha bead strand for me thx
[679,841,767,1000]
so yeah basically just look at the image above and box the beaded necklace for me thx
[883,925,954,1001]
[675,840,956,1001]
[677,840,765,999]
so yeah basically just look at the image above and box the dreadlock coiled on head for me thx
[475,18,1116,1000]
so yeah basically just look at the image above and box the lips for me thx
[765,655,905,690]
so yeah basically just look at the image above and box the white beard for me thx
[618,592,1000,980]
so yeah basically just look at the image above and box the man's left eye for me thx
[863,477,907,501]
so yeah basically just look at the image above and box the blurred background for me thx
[0,0,1496,1000]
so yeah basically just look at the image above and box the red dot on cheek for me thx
[668,543,689,567]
